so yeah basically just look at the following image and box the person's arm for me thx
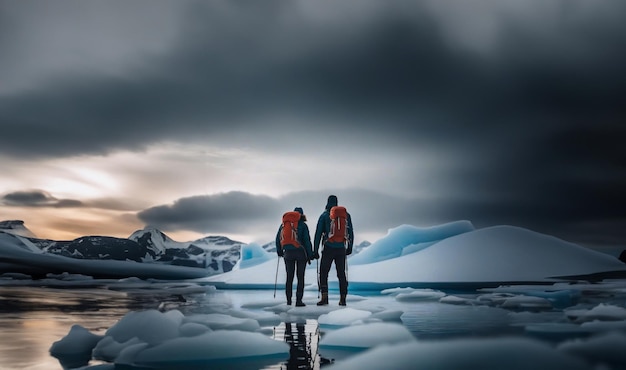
[275,225,284,257]
[301,222,313,259]
[313,213,325,257]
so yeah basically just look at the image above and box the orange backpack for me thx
[280,211,301,247]
[328,206,349,243]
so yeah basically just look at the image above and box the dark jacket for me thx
[276,217,313,259]
[313,198,354,255]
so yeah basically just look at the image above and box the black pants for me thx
[319,247,347,295]
[284,249,307,302]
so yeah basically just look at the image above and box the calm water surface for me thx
[0,286,544,370]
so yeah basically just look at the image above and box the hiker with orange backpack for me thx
[313,195,354,306]
[276,207,314,307]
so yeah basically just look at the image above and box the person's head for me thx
[294,207,307,221]
[325,195,338,211]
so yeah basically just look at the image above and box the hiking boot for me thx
[317,292,328,306]
[339,294,347,306]
[296,300,306,307]
[286,298,292,306]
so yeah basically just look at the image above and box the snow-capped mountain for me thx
[129,227,242,274]
[0,221,243,276]
[44,236,149,262]
[128,226,183,256]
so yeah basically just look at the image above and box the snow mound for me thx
[204,224,626,289]
[318,308,372,327]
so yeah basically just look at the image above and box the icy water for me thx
[0,282,625,369]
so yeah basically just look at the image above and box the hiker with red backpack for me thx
[276,207,314,307]
[313,195,354,306]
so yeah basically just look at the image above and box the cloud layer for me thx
[1,0,625,246]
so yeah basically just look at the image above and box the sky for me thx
[1,0,625,248]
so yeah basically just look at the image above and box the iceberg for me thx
[348,221,475,265]
[204,224,626,290]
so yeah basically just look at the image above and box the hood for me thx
[325,195,338,211]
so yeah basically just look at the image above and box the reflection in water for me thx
[273,320,320,370]
[285,322,313,370]
[0,286,192,370]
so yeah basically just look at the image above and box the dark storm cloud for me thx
[137,191,281,234]
[2,0,626,246]
[1,0,623,157]
[2,190,83,208]
[136,189,436,238]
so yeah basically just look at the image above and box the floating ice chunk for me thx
[370,310,403,322]
[226,308,282,327]
[49,324,103,356]
[129,330,289,368]
[500,295,553,310]
[395,289,446,302]
[476,293,516,306]
[318,308,371,326]
[179,322,211,337]
[558,331,626,368]
[580,320,626,332]
[480,286,581,309]
[565,304,626,323]
[184,313,260,332]
[320,322,415,350]
[114,343,149,366]
[105,309,183,345]
[326,337,588,370]
[92,336,142,362]
[381,287,418,296]
[439,295,472,305]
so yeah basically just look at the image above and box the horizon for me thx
[1,0,625,249]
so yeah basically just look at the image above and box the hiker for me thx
[313,195,354,306]
[276,207,314,307]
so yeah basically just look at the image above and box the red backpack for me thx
[280,211,301,247]
[328,206,349,243]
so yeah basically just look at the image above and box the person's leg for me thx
[317,250,333,305]
[334,248,348,305]
[285,257,295,305]
[295,258,306,306]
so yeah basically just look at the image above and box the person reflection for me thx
[283,322,313,370]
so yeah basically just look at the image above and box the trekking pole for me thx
[345,241,349,282]
[316,257,320,299]
[274,255,280,299]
